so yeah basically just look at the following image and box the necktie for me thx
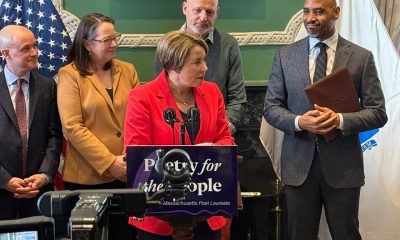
[15,78,27,175]
[313,42,327,82]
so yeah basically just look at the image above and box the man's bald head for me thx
[326,0,337,8]
[0,25,35,50]
[303,0,340,40]
[0,25,38,76]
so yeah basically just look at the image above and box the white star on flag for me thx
[15,4,22,12]
[48,52,55,60]
[37,11,44,18]
[49,26,56,35]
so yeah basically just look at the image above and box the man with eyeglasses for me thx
[0,25,63,220]
[155,0,247,135]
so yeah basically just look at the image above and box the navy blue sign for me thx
[126,145,237,216]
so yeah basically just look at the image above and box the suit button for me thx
[116,132,121,138]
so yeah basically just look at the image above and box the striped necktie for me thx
[15,78,27,175]
[313,42,327,82]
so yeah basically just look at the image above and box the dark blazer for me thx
[264,36,387,188]
[0,70,63,186]
[124,70,234,235]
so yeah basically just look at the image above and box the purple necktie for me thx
[15,78,27,175]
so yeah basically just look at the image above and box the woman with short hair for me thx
[124,30,234,240]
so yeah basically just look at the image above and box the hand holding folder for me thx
[304,67,361,142]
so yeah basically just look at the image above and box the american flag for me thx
[0,0,72,78]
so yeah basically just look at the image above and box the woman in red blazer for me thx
[124,31,234,239]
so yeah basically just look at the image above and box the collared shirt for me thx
[4,65,30,130]
[180,23,215,44]
[308,32,338,82]
[4,66,51,183]
[295,32,344,131]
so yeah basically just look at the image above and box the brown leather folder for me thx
[304,67,361,142]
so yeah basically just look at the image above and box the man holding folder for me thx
[263,0,387,239]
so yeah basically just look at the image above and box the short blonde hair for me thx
[157,31,208,71]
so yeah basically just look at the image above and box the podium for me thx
[126,145,238,239]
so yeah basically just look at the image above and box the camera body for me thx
[0,148,198,240]
[0,216,54,240]
[36,189,148,240]
[154,148,192,201]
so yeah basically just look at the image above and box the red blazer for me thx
[124,70,234,235]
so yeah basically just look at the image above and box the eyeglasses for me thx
[90,33,121,46]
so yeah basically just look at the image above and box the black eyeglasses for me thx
[91,33,121,46]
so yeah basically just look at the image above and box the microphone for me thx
[187,106,200,123]
[163,108,179,144]
[163,108,178,126]
[187,106,200,145]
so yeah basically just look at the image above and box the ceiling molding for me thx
[54,0,302,47]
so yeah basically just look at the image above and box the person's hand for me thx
[106,155,127,182]
[2,177,27,193]
[298,104,339,134]
[314,104,340,128]
[1,177,39,199]
[13,190,40,199]
[17,174,46,198]
[24,174,48,190]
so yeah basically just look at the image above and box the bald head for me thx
[0,25,38,76]
[304,0,336,6]
[0,25,35,50]
[303,0,340,40]
[326,0,337,8]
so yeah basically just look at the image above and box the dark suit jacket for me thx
[124,70,234,235]
[0,70,63,187]
[264,36,387,188]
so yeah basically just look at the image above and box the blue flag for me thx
[0,0,72,78]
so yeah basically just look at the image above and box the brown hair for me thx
[67,13,115,76]
[157,31,208,71]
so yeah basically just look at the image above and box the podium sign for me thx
[126,145,237,216]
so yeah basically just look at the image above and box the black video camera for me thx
[0,150,194,240]
[153,148,192,201]
[0,216,54,240]
[36,189,150,239]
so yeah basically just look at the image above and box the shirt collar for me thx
[4,65,30,86]
[180,23,214,43]
[309,32,338,52]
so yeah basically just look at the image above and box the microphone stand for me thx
[179,122,186,145]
